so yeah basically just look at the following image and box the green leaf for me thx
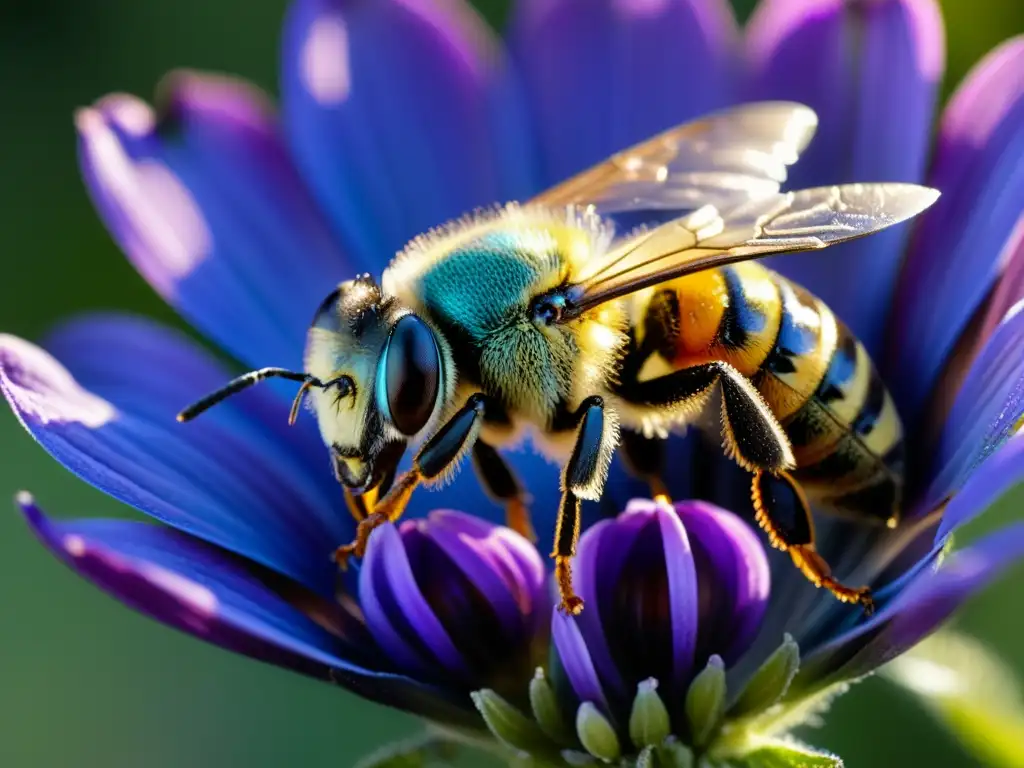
[738,739,843,768]
[353,732,460,768]
[881,629,1024,768]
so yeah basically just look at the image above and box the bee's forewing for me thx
[564,183,941,314]
[529,102,819,216]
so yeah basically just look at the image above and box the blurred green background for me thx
[0,1,1021,766]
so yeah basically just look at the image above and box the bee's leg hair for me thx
[553,396,615,616]
[472,441,536,542]
[332,394,488,569]
[752,470,874,612]
[619,429,670,501]
[616,360,873,612]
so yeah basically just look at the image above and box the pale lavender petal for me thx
[551,610,611,714]
[890,36,1024,416]
[745,0,944,353]
[656,502,700,691]
[76,73,350,371]
[509,0,738,185]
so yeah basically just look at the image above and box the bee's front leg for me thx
[332,394,488,568]
[553,396,618,616]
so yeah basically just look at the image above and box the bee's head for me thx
[303,275,449,492]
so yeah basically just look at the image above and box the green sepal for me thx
[530,667,575,746]
[353,732,459,768]
[736,739,843,768]
[630,678,672,748]
[730,635,800,717]
[656,740,695,768]
[685,655,726,747]
[882,629,1024,768]
[471,688,553,756]
[576,702,621,762]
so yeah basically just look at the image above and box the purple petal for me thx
[923,303,1024,512]
[76,72,351,371]
[359,523,471,680]
[573,509,651,698]
[889,36,1024,417]
[19,497,479,728]
[509,0,738,185]
[798,522,1024,690]
[678,501,771,664]
[358,522,436,677]
[936,434,1024,541]
[423,510,547,636]
[1,317,345,596]
[280,0,535,263]
[551,610,611,714]
[745,0,944,353]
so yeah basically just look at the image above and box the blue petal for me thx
[935,433,1024,541]
[797,522,1024,691]
[923,304,1024,513]
[19,497,479,729]
[508,0,738,186]
[889,37,1024,418]
[76,72,352,371]
[744,0,944,354]
[1,316,347,596]
[280,0,536,264]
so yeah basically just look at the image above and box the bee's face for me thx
[303,277,447,492]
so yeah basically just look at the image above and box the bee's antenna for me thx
[288,378,319,426]
[177,368,320,423]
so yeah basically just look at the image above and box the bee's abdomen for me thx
[635,263,903,520]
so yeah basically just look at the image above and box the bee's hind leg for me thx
[752,471,874,612]
[472,441,536,543]
[553,396,617,616]
[333,394,489,569]
[619,429,670,502]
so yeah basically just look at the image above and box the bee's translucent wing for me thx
[529,102,819,217]
[562,183,941,316]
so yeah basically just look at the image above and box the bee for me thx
[177,102,939,616]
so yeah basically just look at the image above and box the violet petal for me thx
[76,72,350,371]
[1,320,344,596]
[19,497,479,729]
[890,36,1024,417]
[280,0,535,262]
[745,0,944,353]
[508,0,737,185]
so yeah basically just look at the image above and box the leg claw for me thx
[558,595,585,616]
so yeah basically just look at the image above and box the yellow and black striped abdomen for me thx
[634,261,904,524]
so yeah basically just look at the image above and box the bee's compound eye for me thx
[379,314,441,436]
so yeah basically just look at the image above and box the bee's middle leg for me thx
[333,394,488,568]
[553,396,618,616]
[619,429,670,501]
[472,441,536,542]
